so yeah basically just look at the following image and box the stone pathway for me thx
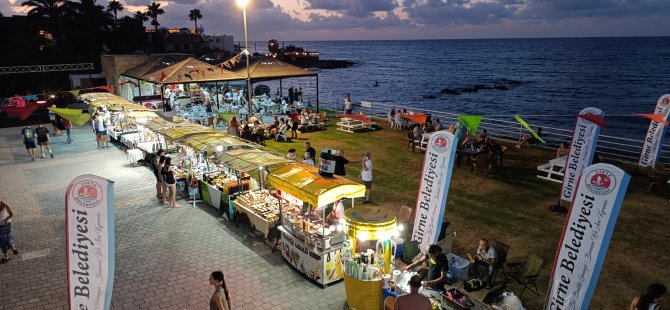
[0,126,346,309]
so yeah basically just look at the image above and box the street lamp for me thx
[236,0,253,119]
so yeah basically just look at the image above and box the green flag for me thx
[184,73,193,80]
[457,115,483,134]
[49,107,92,126]
[514,114,545,143]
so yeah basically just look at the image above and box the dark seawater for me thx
[254,37,670,138]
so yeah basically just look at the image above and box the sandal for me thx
[13,249,18,255]
[1,257,10,264]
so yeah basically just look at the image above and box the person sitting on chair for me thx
[403,244,448,292]
[394,275,432,310]
[516,127,543,148]
[467,238,497,288]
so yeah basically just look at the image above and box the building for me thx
[204,35,234,53]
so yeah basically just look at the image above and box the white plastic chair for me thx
[276,128,287,142]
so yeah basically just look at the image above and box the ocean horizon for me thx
[250,36,670,140]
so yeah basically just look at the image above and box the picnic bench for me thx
[537,155,567,183]
[336,114,376,133]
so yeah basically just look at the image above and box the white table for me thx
[537,155,567,183]
[127,149,144,166]
[336,118,374,133]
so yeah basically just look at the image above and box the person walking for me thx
[35,122,54,159]
[62,118,73,143]
[48,106,60,136]
[161,157,178,208]
[209,271,232,310]
[360,151,373,203]
[0,201,19,264]
[21,122,37,161]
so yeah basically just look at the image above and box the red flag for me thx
[636,113,668,124]
[207,67,214,72]
[578,114,606,129]
[189,70,199,75]
[159,71,167,82]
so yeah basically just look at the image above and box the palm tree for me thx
[133,11,148,24]
[106,0,123,26]
[188,9,202,35]
[146,2,164,32]
[21,0,71,41]
[69,0,114,32]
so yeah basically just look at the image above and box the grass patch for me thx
[262,116,670,309]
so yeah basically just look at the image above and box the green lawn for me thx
[262,116,669,309]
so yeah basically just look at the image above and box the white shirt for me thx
[0,207,10,224]
[345,98,352,110]
[361,158,372,181]
[303,158,315,166]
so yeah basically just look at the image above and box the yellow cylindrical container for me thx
[344,272,382,310]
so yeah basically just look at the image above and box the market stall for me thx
[212,149,294,236]
[108,111,158,141]
[340,205,398,310]
[268,164,366,287]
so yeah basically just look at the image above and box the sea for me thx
[252,37,670,139]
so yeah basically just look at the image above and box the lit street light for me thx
[236,0,253,119]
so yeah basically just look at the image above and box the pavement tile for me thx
[0,126,347,309]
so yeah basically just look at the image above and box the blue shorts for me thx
[97,129,107,136]
[25,141,36,149]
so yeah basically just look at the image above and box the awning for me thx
[155,126,217,140]
[215,149,294,173]
[144,117,198,131]
[125,111,158,119]
[48,107,91,126]
[2,105,38,120]
[176,133,254,152]
[107,103,154,112]
[268,163,366,207]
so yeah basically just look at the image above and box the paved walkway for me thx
[0,126,346,309]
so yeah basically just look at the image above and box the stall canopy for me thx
[215,149,293,173]
[48,107,92,126]
[2,105,38,120]
[154,126,217,140]
[144,117,199,131]
[136,57,245,84]
[175,133,255,152]
[121,55,190,80]
[107,103,155,112]
[228,57,317,81]
[268,164,366,207]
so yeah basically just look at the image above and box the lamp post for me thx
[236,0,253,118]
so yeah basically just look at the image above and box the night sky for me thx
[2,0,669,40]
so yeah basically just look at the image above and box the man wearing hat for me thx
[360,151,373,203]
[393,274,431,310]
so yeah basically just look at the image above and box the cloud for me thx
[3,0,670,40]
[305,0,399,18]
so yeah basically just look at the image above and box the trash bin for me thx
[447,253,469,283]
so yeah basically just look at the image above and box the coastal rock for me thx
[441,88,460,95]
[423,95,437,99]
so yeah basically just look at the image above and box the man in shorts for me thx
[21,123,37,161]
[35,122,54,158]
[361,151,373,203]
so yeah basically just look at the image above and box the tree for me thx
[21,0,72,41]
[188,9,202,35]
[69,0,114,32]
[133,11,148,24]
[106,0,123,26]
[267,39,279,55]
[146,2,164,32]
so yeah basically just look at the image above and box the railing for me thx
[324,99,670,165]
